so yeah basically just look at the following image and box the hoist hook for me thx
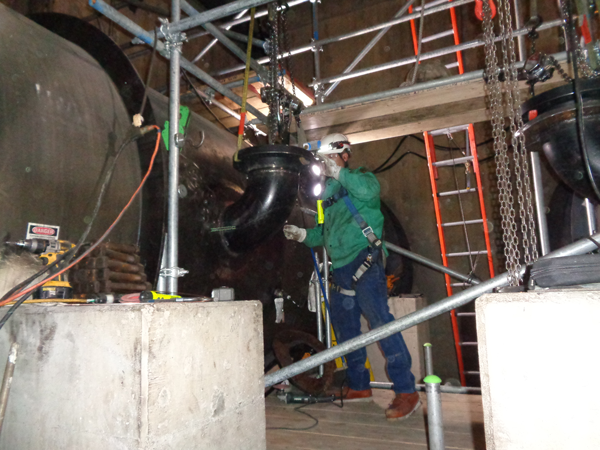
[474,0,496,21]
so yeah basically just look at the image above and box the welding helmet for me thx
[317,133,351,155]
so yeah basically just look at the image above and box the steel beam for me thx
[166,0,274,35]
[88,0,268,124]
[323,0,415,98]
[264,232,600,387]
[213,0,474,77]
[186,0,311,41]
[385,241,479,285]
[310,18,564,86]
[191,9,248,63]
[180,0,268,80]
[221,29,266,48]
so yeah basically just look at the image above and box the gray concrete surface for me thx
[360,294,430,383]
[477,290,600,450]
[0,301,265,450]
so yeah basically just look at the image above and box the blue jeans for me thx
[330,247,415,394]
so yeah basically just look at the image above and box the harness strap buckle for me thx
[332,283,356,297]
[361,226,374,238]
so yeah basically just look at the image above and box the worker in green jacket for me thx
[283,133,420,421]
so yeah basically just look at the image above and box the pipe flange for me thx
[233,144,315,174]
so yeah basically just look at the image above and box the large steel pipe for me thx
[222,145,316,253]
[521,80,600,201]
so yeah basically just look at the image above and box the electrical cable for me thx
[63,131,144,270]
[372,136,409,173]
[182,71,237,136]
[372,135,497,174]
[374,151,427,174]
[410,134,496,151]
[5,299,89,305]
[138,28,159,121]
[0,127,162,320]
[266,403,320,431]
[447,136,476,270]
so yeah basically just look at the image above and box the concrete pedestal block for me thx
[360,294,430,383]
[477,291,600,450]
[0,302,265,450]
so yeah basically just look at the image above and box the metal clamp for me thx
[174,133,185,148]
[159,18,187,51]
[159,267,189,278]
[310,39,323,52]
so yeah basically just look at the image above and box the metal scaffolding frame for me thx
[88,2,570,370]
[89,0,276,293]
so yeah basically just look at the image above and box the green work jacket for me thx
[303,167,388,269]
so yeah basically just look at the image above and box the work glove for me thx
[322,156,341,180]
[283,225,306,242]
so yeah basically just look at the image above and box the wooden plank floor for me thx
[266,390,486,450]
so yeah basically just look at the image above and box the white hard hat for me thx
[317,133,351,155]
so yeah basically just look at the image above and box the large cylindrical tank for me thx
[0,6,144,248]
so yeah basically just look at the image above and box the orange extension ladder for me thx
[407,0,494,387]
[408,0,465,74]
[424,124,495,386]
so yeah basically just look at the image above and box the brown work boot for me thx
[385,392,421,421]
[335,386,373,402]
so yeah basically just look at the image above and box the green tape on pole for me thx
[162,105,191,151]
[424,375,442,384]
[424,343,432,347]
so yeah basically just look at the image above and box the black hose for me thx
[0,292,33,331]
[138,28,159,118]
[62,132,142,268]
[374,151,427,174]
[372,136,409,173]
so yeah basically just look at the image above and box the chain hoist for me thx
[520,0,600,89]
[482,0,538,285]
[262,1,303,145]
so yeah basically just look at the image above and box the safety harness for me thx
[321,187,383,297]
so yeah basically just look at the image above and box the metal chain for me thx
[501,0,539,265]
[267,3,280,143]
[279,0,297,98]
[547,55,574,82]
[482,0,519,284]
[559,0,600,79]
[482,0,544,285]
